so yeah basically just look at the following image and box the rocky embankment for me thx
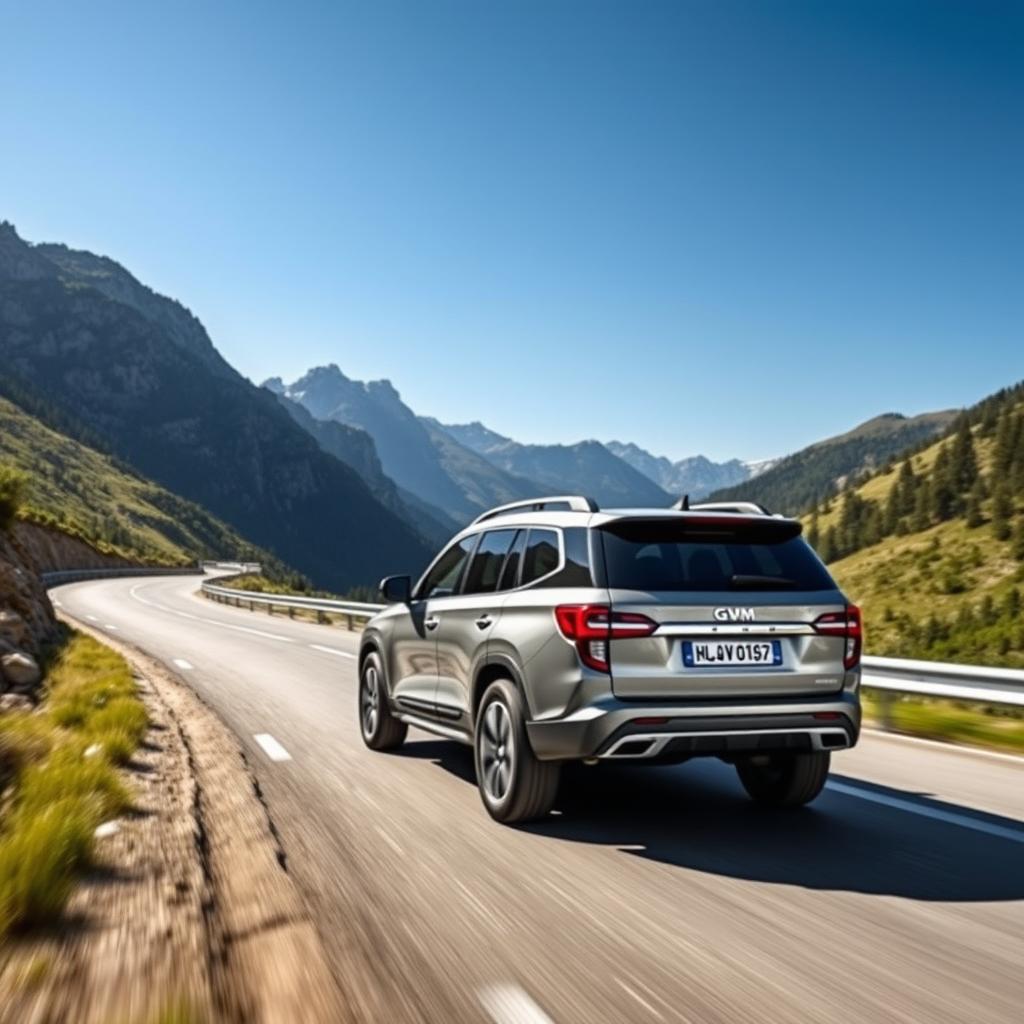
[0,520,129,709]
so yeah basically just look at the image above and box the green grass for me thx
[862,689,1024,754]
[0,396,280,569]
[0,631,145,935]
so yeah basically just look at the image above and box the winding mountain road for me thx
[53,574,1024,1024]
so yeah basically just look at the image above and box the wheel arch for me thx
[472,655,528,724]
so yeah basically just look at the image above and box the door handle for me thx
[475,614,493,630]
[424,615,440,631]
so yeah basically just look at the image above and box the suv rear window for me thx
[599,521,835,592]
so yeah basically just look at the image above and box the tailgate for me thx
[608,592,849,699]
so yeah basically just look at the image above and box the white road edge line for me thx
[479,984,554,1024]
[826,780,1024,844]
[864,726,1024,765]
[253,733,292,762]
[172,658,195,671]
[309,644,356,659]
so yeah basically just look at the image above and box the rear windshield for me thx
[599,522,835,593]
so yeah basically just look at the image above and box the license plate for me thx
[682,640,782,668]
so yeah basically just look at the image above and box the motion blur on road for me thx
[51,573,1024,1024]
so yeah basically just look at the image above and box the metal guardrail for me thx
[198,577,1024,706]
[201,579,384,630]
[861,656,1024,709]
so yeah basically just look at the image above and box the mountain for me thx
[269,389,456,545]
[269,366,541,523]
[0,394,283,570]
[803,383,1024,667]
[605,441,760,499]
[708,411,958,515]
[0,222,433,589]
[440,423,672,508]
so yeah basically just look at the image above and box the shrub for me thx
[0,465,29,532]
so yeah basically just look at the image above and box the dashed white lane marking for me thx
[615,978,663,1019]
[222,623,295,642]
[479,985,554,1024]
[52,598,62,608]
[128,582,294,642]
[86,614,98,621]
[309,644,356,659]
[172,658,194,671]
[374,826,404,855]
[826,781,1024,844]
[104,624,119,631]
[253,733,292,762]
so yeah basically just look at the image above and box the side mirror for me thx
[379,574,412,604]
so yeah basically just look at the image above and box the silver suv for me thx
[359,496,861,823]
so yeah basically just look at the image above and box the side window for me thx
[419,536,477,599]
[498,530,527,591]
[521,529,561,586]
[462,529,517,595]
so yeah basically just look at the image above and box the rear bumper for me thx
[525,688,861,761]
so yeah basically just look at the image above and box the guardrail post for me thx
[288,607,294,619]
[317,610,327,625]
[249,600,255,611]
[346,613,354,631]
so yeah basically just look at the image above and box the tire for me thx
[359,652,407,751]
[736,750,830,807]
[474,679,560,824]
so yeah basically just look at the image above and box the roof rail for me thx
[688,500,774,516]
[472,495,600,525]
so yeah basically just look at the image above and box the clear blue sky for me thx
[2,1,1021,461]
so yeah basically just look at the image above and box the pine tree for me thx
[965,476,986,528]
[1013,518,1024,562]
[992,484,1013,541]
[993,408,1017,478]
[931,445,957,521]
[896,459,917,516]
[1002,587,1021,621]
[949,415,978,492]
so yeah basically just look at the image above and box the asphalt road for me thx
[54,574,1024,1024]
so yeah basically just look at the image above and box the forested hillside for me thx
[804,383,1024,667]
[710,411,955,514]
[0,395,284,571]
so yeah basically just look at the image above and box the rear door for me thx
[434,528,518,726]
[599,517,849,699]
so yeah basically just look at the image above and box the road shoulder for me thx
[1,614,346,1023]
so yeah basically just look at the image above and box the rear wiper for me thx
[729,573,799,589]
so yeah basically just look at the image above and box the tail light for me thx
[812,605,862,669]
[554,604,657,673]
